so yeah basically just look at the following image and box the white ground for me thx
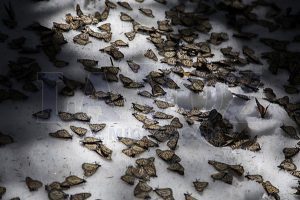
[0,0,299,199]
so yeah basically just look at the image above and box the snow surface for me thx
[0,0,299,200]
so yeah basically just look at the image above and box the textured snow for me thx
[0,0,299,200]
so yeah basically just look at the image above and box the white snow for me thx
[0,0,299,200]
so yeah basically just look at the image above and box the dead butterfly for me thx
[152,84,166,96]
[111,39,129,47]
[101,46,124,60]
[122,145,146,157]
[73,33,91,45]
[136,157,157,177]
[58,112,74,121]
[99,6,110,21]
[290,171,300,179]
[184,193,198,200]
[149,130,171,142]
[32,109,51,119]
[125,31,136,41]
[85,27,112,41]
[49,129,72,139]
[167,131,179,150]
[105,0,117,9]
[82,163,101,177]
[165,77,180,89]
[156,149,181,163]
[0,132,14,145]
[153,111,173,119]
[171,66,185,77]
[61,175,86,188]
[119,74,144,88]
[98,23,111,32]
[208,32,229,45]
[262,181,280,200]
[283,147,300,159]
[45,182,62,192]
[229,164,245,176]
[280,125,299,139]
[48,190,68,200]
[167,162,184,175]
[211,172,233,184]
[53,22,71,32]
[278,159,297,171]
[70,126,87,137]
[184,78,204,93]
[154,100,174,109]
[132,103,154,114]
[121,174,135,185]
[134,181,152,199]
[144,49,158,61]
[154,188,174,200]
[232,93,250,101]
[263,88,277,102]
[89,123,106,133]
[70,193,91,200]
[157,20,172,32]
[77,59,98,68]
[81,138,102,151]
[118,137,138,147]
[137,136,159,149]
[127,60,140,73]
[193,180,208,193]
[245,174,263,183]
[0,186,6,198]
[95,143,113,160]
[117,1,132,10]
[243,46,261,64]
[75,4,84,16]
[139,8,154,18]
[25,177,43,191]
[255,98,269,118]
[120,12,133,22]
[82,78,95,96]
[73,112,91,122]
[170,117,183,128]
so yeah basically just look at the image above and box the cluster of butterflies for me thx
[0,0,300,199]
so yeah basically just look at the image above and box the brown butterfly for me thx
[245,174,263,183]
[25,177,43,191]
[82,163,101,177]
[49,129,72,139]
[167,162,184,175]
[134,181,152,199]
[211,172,233,184]
[193,180,209,193]
[61,175,86,188]
[283,147,300,159]
[70,126,87,137]
[70,193,91,200]
[48,190,68,200]
[255,98,269,118]
[262,181,280,200]
[154,188,174,200]
[184,193,198,200]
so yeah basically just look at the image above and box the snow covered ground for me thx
[0,0,299,199]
